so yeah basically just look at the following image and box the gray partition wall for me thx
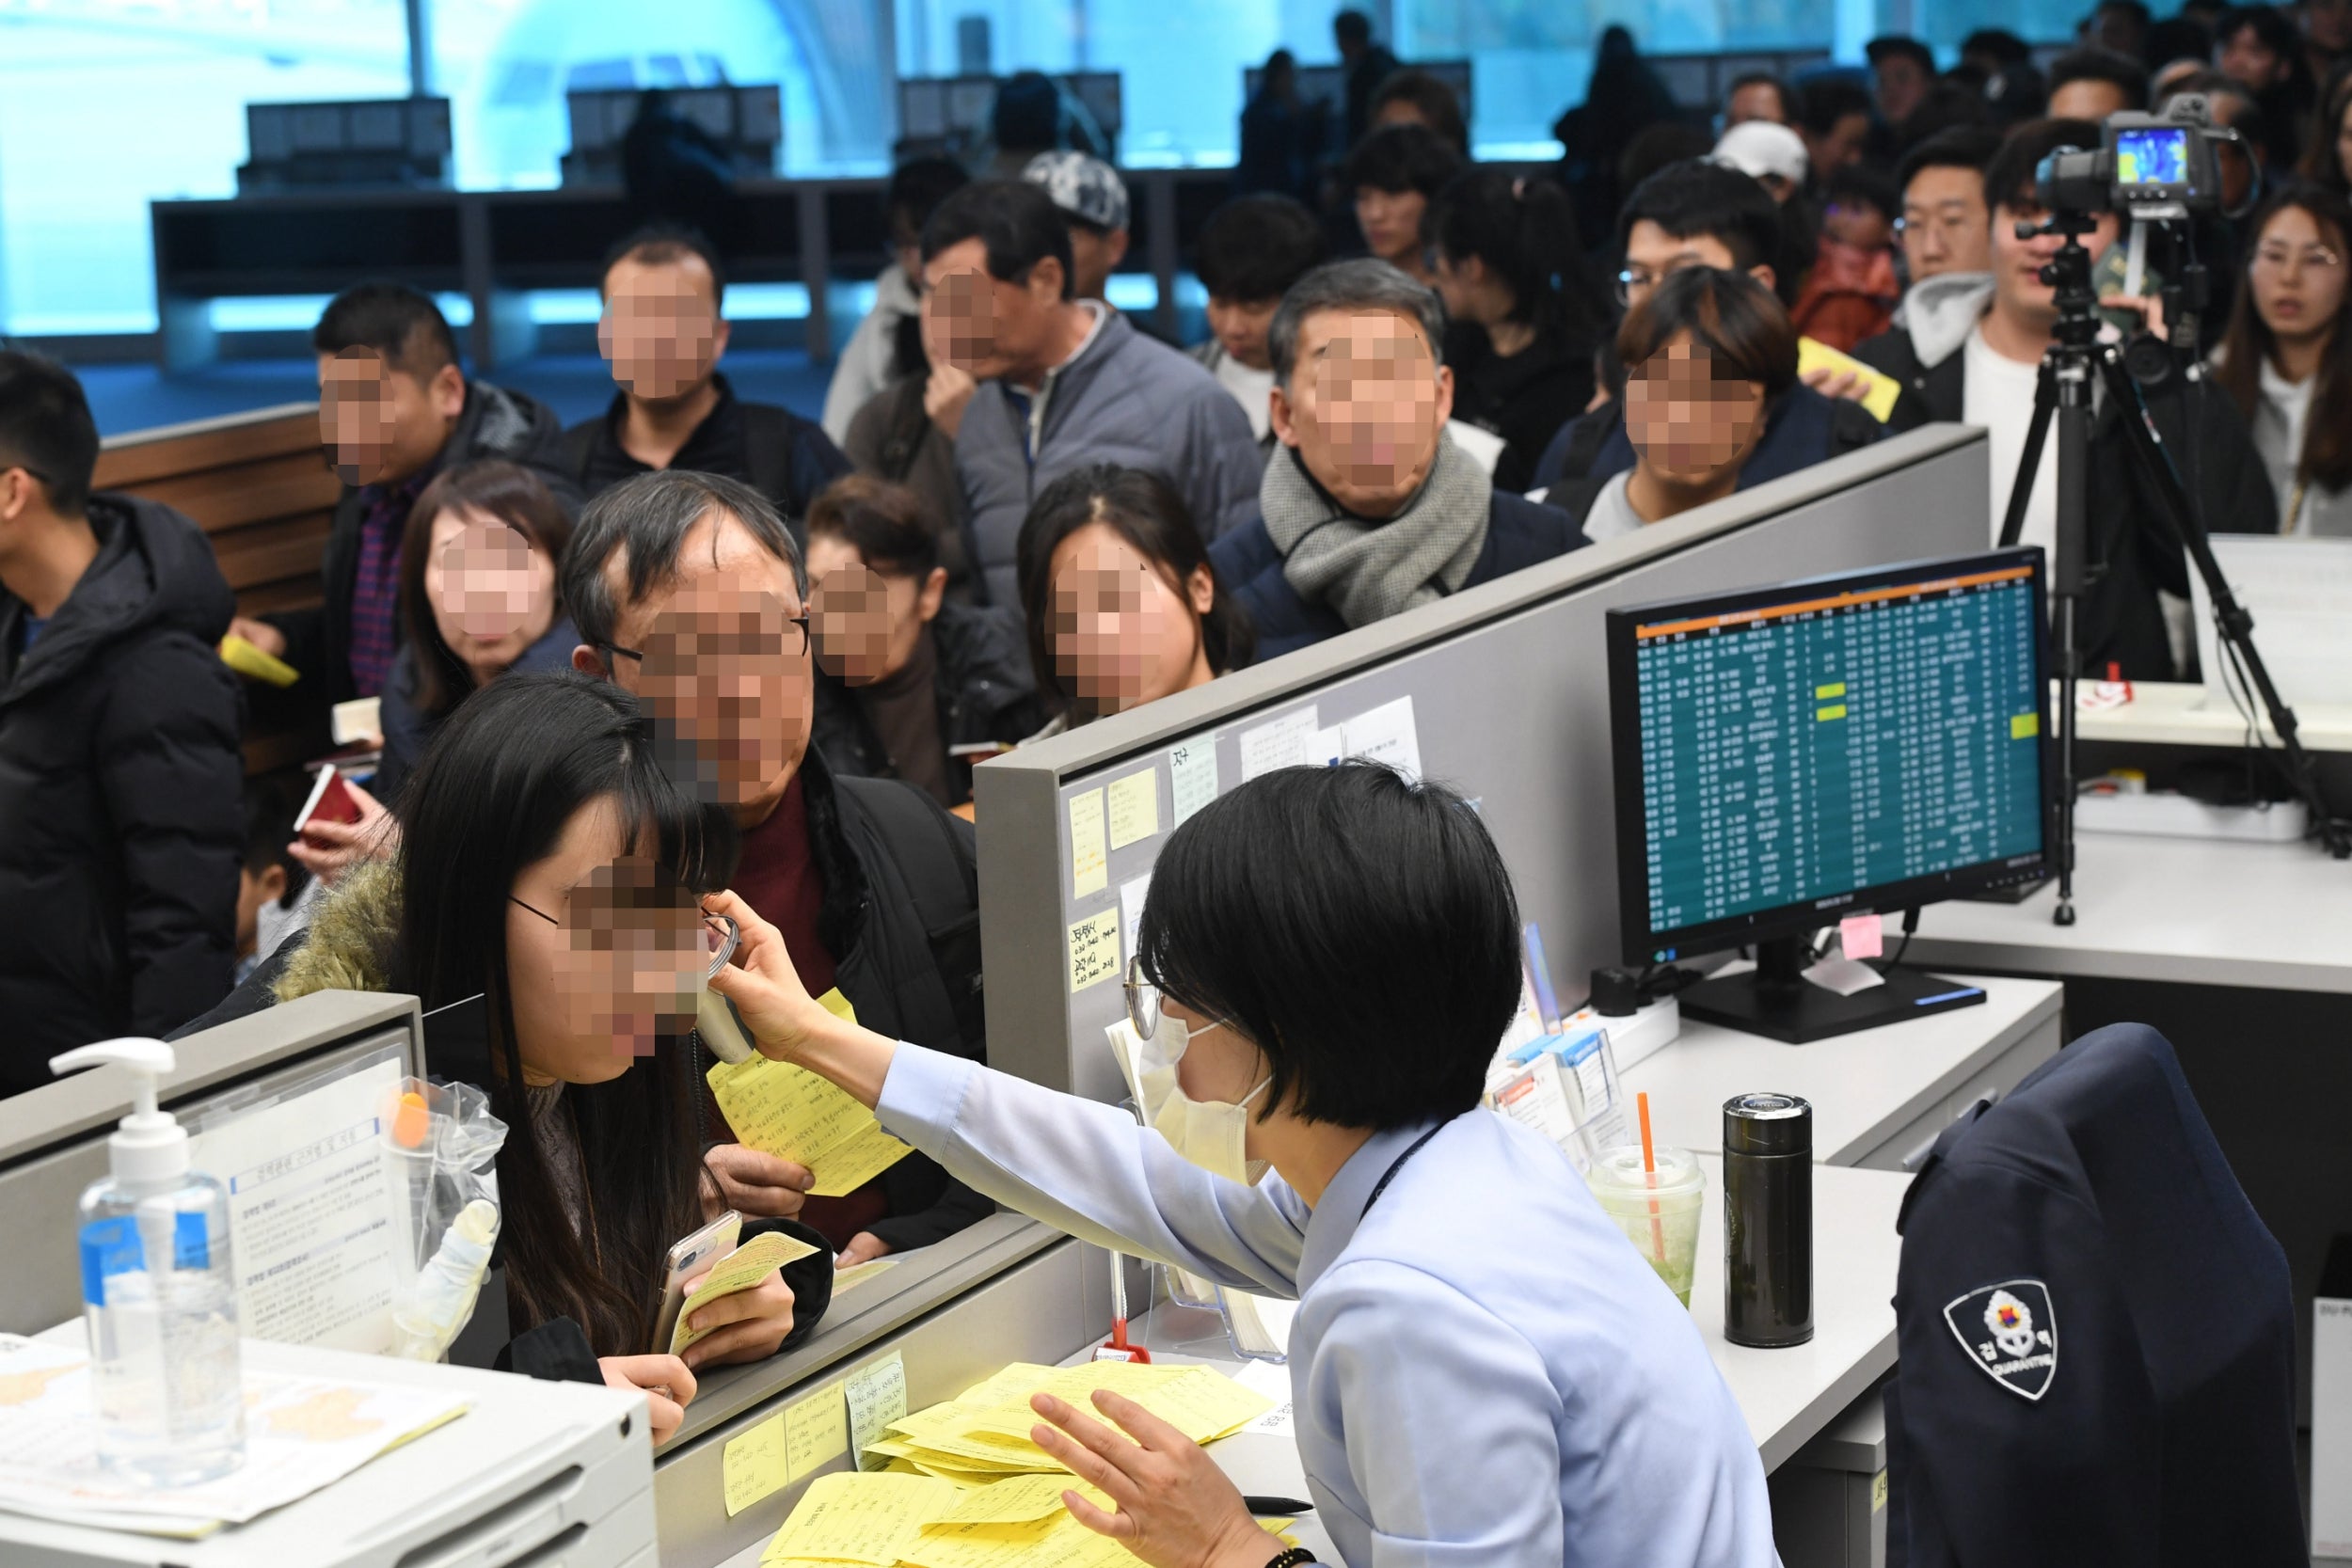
[974,425,1993,1105]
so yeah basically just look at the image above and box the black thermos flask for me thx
[1723,1093,1813,1347]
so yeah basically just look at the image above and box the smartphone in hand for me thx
[648,1211,742,1356]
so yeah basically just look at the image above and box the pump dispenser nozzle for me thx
[49,1037,188,1188]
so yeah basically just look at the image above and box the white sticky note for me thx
[1168,734,1219,826]
[1106,768,1159,849]
[1238,706,1320,781]
[1069,910,1120,992]
[1119,874,1152,966]
[844,1352,909,1472]
[1342,696,1422,781]
[1068,788,1107,898]
[1303,726,1346,768]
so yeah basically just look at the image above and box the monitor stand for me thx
[1679,936,1987,1044]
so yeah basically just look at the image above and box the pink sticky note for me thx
[1840,912,1884,961]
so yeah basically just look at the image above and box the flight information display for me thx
[1619,556,2046,946]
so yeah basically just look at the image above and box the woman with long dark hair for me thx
[176,673,830,1441]
[1428,168,1603,491]
[2214,185,2352,534]
[1014,465,1255,736]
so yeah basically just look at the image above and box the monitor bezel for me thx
[1604,545,2055,967]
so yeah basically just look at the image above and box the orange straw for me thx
[1636,1091,1666,1267]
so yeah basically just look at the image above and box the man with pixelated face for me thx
[563,468,994,1269]
[227,282,578,714]
[1206,258,1591,659]
[918,179,1263,609]
[565,225,850,526]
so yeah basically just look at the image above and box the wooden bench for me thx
[92,404,340,775]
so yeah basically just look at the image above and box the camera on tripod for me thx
[2032,97,2239,221]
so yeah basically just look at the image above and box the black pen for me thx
[1245,1495,1314,1514]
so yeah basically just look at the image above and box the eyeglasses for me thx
[1614,258,1710,307]
[2250,244,2344,276]
[598,613,812,673]
[1894,212,1982,242]
[1122,955,1235,1041]
[512,896,740,979]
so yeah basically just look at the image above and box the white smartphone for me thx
[649,1211,741,1356]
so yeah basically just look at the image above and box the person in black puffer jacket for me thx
[1,351,244,1091]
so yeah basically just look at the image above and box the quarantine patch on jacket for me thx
[1944,1278,2058,1401]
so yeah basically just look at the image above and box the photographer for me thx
[1870,119,2277,678]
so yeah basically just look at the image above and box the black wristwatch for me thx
[1264,1550,1317,1568]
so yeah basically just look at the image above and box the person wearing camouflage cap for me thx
[1022,151,1131,303]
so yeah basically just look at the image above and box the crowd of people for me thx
[4,0,2350,1464]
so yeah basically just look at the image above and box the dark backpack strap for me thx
[1555,407,1615,484]
[739,404,804,524]
[834,775,986,1052]
[560,420,599,483]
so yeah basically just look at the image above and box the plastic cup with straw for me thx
[1636,1090,1667,1271]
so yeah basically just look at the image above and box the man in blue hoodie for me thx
[0,352,244,1085]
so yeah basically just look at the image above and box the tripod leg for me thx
[2048,375,2094,926]
[1998,362,2058,551]
[2092,353,2348,857]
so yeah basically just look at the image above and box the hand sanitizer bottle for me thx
[49,1038,246,1485]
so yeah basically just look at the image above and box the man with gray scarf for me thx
[1209,260,1588,659]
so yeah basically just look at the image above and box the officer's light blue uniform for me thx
[877,1043,1780,1568]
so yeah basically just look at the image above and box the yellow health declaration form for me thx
[707,990,914,1197]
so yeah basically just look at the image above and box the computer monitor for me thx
[1605,547,2053,1041]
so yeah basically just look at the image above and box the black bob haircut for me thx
[1797,76,1873,135]
[1195,194,1331,303]
[0,350,100,517]
[1343,121,1466,198]
[886,155,972,244]
[599,222,727,306]
[1867,35,1936,74]
[2046,47,2151,111]
[1984,117,2105,213]
[1897,124,2004,194]
[920,179,1076,302]
[312,281,463,380]
[1621,159,1784,276]
[1137,761,1522,1132]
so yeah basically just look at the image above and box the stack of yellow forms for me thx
[761,1358,1294,1568]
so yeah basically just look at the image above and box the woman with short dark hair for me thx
[1014,465,1254,733]
[706,761,1775,1566]
[376,459,579,805]
[1544,267,1881,536]
[1343,122,1465,285]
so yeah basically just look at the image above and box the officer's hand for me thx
[700,1144,813,1220]
[1027,1389,1285,1568]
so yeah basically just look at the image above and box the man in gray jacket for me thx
[919,180,1262,608]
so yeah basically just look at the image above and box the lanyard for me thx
[1360,1124,1444,1222]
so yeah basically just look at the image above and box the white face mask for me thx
[1136,1015,1273,1186]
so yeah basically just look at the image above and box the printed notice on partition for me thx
[1238,706,1320,782]
[188,1045,408,1354]
[1168,734,1219,826]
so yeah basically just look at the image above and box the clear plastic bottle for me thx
[51,1038,246,1486]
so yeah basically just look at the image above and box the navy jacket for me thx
[1209,485,1588,662]
[1887,1022,2304,1567]
[373,616,582,808]
[1531,381,1886,507]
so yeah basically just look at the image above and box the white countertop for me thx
[1904,834,2352,993]
[2073,680,2352,752]
[1625,974,2060,1165]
